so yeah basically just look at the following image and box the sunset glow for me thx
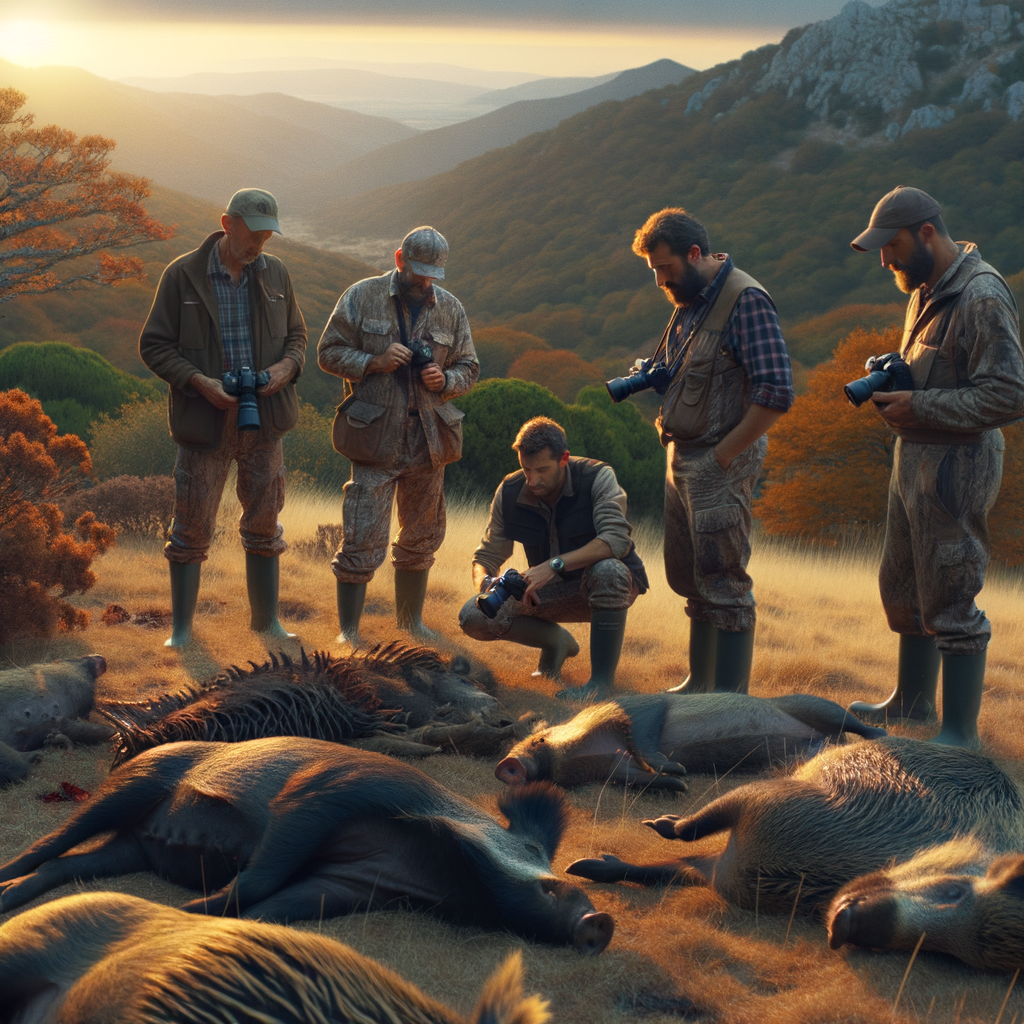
[0,18,777,78]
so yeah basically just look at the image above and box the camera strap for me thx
[392,295,411,349]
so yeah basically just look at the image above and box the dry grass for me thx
[3,483,1024,1023]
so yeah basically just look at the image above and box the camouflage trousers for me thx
[331,416,446,584]
[458,558,639,640]
[664,436,766,633]
[165,410,286,564]
[880,435,1003,655]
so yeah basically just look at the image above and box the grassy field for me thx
[2,485,1024,1023]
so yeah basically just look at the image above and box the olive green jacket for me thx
[139,231,308,451]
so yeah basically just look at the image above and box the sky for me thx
[0,0,873,79]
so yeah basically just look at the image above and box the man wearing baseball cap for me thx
[847,186,1023,747]
[318,226,479,643]
[140,188,307,647]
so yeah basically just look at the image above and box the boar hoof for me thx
[573,911,614,954]
[643,814,684,839]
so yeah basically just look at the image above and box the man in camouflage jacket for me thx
[318,227,479,643]
[848,186,1023,747]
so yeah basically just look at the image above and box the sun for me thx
[0,20,59,67]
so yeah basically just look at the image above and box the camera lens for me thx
[476,586,508,619]
[844,369,891,407]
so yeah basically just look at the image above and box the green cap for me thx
[226,188,281,234]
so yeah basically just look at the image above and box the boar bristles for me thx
[473,950,551,1024]
[498,781,571,861]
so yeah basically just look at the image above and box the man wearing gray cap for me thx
[318,226,478,643]
[140,188,307,647]
[847,185,1023,746]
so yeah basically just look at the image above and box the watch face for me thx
[551,557,564,572]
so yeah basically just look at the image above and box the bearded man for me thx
[847,186,1023,747]
[318,227,478,643]
[630,208,794,694]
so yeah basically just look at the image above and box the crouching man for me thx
[459,417,648,701]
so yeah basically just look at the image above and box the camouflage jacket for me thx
[317,270,479,468]
[901,243,1023,444]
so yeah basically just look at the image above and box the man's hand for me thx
[420,362,446,392]
[472,563,491,593]
[191,373,238,410]
[367,344,413,375]
[872,391,923,430]
[257,358,299,397]
[522,562,558,606]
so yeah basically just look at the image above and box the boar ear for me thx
[449,655,471,675]
[498,782,570,860]
[988,854,1024,896]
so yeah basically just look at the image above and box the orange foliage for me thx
[471,325,549,378]
[0,88,174,304]
[0,390,115,642]
[755,328,898,540]
[506,349,604,402]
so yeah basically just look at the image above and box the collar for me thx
[918,242,975,304]
[208,236,267,279]
[516,461,575,509]
[388,268,437,308]
[682,254,733,313]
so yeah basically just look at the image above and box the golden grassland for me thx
[3,486,1024,1023]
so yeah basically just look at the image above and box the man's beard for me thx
[890,237,935,294]
[399,269,433,302]
[662,263,705,306]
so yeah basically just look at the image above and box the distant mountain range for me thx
[284,59,695,214]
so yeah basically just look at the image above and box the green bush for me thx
[0,342,162,439]
[283,400,351,493]
[89,399,177,479]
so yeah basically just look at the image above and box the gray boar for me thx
[828,836,1024,972]
[496,692,887,791]
[567,737,1024,915]
[0,892,551,1024]
[0,737,614,954]
[0,655,111,786]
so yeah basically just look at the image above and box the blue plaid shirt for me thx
[207,242,266,372]
[666,256,794,412]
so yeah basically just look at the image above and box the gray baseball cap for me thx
[401,226,448,279]
[851,186,942,251]
[226,188,281,234]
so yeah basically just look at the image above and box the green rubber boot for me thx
[500,617,579,680]
[245,552,296,639]
[849,634,940,724]
[933,650,985,749]
[714,627,755,694]
[666,618,717,693]
[164,561,201,648]
[395,568,440,642]
[336,580,367,646]
[556,608,628,701]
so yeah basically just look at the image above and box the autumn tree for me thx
[0,88,173,304]
[506,349,604,402]
[471,325,550,379]
[0,389,115,643]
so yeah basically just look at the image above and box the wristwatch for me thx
[549,557,565,573]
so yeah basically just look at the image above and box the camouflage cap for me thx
[851,186,942,251]
[226,188,281,234]
[401,226,448,280]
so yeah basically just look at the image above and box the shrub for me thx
[62,475,175,537]
[89,399,176,479]
[0,389,115,642]
[283,400,351,493]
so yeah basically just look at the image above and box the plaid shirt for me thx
[667,255,794,412]
[207,243,266,372]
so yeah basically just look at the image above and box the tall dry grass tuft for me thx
[1,482,1024,1023]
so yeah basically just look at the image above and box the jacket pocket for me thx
[332,395,395,464]
[264,292,287,340]
[361,319,393,354]
[179,299,209,350]
[433,401,464,466]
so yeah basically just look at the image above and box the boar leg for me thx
[0,833,148,913]
[60,721,116,745]
[606,759,688,793]
[566,853,705,887]
[233,876,369,923]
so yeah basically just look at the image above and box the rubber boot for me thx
[849,634,940,724]
[556,608,628,701]
[164,561,201,648]
[245,552,296,639]
[394,568,439,642]
[499,617,579,680]
[933,650,985,749]
[336,580,367,646]
[666,619,717,693]
[714,627,755,694]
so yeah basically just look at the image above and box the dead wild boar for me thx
[496,692,887,792]
[0,737,614,955]
[102,644,514,764]
[828,836,1024,972]
[0,656,112,786]
[0,892,551,1024]
[567,737,1024,916]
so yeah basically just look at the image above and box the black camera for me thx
[606,358,674,404]
[844,352,914,408]
[222,366,271,430]
[406,337,435,370]
[475,568,529,619]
